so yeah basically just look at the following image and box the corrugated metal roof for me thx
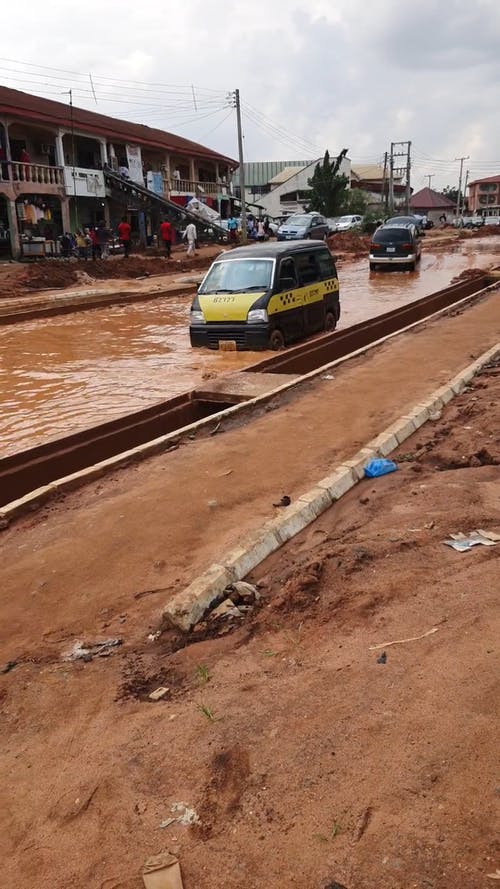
[232,159,313,187]
[268,166,306,185]
[0,85,236,165]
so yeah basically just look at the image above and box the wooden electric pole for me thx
[234,89,247,243]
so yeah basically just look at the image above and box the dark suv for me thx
[369,223,422,271]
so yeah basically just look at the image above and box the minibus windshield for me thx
[199,259,273,294]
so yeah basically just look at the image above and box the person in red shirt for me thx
[117,216,132,258]
[160,218,172,258]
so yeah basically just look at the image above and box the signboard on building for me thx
[146,171,164,195]
[63,167,106,198]
[126,144,143,184]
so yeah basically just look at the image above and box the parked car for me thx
[277,213,329,241]
[369,222,422,271]
[385,214,425,233]
[330,214,363,233]
[326,216,341,234]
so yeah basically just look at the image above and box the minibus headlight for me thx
[190,309,206,324]
[247,309,268,323]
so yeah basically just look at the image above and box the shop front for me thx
[15,194,63,257]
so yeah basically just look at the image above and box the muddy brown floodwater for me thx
[0,238,498,456]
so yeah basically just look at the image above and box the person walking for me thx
[118,216,132,258]
[96,221,110,259]
[160,218,172,258]
[227,214,238,244]
[89,226,100,260]
[183,221,197,257]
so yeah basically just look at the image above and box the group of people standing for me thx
[60,216,197,260]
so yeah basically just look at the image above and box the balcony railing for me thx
[0,161,64,186]
[168,178,229,196]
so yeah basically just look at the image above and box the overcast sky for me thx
[1,0,499,190]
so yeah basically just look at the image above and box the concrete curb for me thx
[2,281,498,527]
[162,342,500,632]
[0,279,199,325]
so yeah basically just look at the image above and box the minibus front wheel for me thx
[269,328,285,350]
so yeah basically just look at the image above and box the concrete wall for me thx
[258,156,351,218]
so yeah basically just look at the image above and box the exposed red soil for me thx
[327,231,372,257]
[0,247,220,299]
[0,300,499,888]
[451,267,489,284]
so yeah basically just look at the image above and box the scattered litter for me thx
[429,409,442,421]
[1,660,17,674]
[487,870,500,880]
[217,469,233,477]
[364,458,398,478]
[226,580,260,606]
[369,627,438,651]
[147,631,161,642]
[273,495,291,507]
[376,651,387,664]
[321,373,335,380]
[149,686,170,701]
[210,421,222,435]
[207,499,218,509]
[159,802,200,830]
[444,529,499,551]
[64,638,123,661]
[142,850,184,889]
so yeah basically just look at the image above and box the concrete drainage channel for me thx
[0,274,498,523]
[162,342,500,631]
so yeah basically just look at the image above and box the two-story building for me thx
[467,175,500,218]
[0,85,236,258]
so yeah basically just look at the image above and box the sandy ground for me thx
[1,349,498,889]
[0,293,499,887]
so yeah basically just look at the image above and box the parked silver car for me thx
[330,214,363,232]
[277,213,329,241]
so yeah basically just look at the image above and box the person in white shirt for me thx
[184,221,197,257]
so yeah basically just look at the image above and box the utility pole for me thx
[388,144,395,214]
[454,155,469,219]
[381,151,388,212]
[389,140,411,214]
[426,173,434,188]
[405,140,411,214]
[233,89,247,243]
[461,168,470,215]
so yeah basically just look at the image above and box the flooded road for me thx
[1,238,498,456]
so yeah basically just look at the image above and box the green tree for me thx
[343,188,368,215]
[307,149,349,216]
[442,185,459,204]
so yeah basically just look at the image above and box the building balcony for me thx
[0,161,64,186]
[168,178,230,197]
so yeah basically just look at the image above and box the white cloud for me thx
[1,0,500,189]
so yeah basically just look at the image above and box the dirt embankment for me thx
[22,256,212,291]
[0,248,220,299]
[327,230,372,258]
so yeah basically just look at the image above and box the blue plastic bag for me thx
[364,458,398,478]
